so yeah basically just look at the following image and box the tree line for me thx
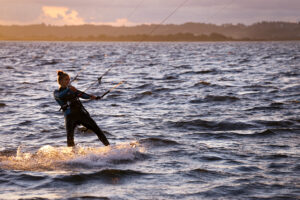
[0,21,299,41]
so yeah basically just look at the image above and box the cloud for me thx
[0,0,299,26]
[38,6,137,26]
[92,18,137,26]
[40,6,85,25]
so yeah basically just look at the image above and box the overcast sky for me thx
[0,0,299,26]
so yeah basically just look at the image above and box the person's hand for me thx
[90,95,97,100]
[68,85,77,92]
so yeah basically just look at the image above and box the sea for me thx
[0,41,299,200]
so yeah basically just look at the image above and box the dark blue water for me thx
[0,41,299,200]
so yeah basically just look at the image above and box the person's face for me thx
[60,76,70,87]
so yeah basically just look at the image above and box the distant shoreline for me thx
[0,36,299,42]
[1,22,300,41]
[1,33,300,42]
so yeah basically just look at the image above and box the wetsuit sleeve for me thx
[54,87,92,100]
[76,90,92,99]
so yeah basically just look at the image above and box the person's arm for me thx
[69,86,96,100]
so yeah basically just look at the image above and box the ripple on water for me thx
[0,41,299,199]
[52,169,146,185]
[140,137,180,147]
[182,168,233,181]
[168,119,254,131]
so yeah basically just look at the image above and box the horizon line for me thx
[1,20,299,27]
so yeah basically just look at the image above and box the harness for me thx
[58,88,89,115]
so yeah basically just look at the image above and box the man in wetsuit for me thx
[54,70,109,147]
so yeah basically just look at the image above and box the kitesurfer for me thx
[54,70,110,147]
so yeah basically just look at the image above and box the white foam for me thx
[0,141,144,171]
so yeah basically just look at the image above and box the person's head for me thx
[57,70,70,87]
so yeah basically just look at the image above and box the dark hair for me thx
[57,70,69,84]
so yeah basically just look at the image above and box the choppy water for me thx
[0,41,299,200]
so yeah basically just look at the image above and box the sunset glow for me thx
[0,0,299,26]
[40,6,137,26]
[41,6,85,25]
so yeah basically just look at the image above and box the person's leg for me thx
[80,115,110,146]
[65,116,77,147]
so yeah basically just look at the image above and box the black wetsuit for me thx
[54,87,109,147]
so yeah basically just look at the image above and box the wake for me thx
[0,141,144,171]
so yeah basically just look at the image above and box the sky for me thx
[0,0,299,26]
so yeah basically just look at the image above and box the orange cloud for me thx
[40,7,136,26]
[41,6,85,25]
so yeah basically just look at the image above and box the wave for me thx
[130,91,154,101]
[235,165,261,172]
[188,132,235,139]
[14,172,47,182]
[203,128,299,139]
[190,95,240,103]
[247,103,285,111]
[39,59,61,66]
[282,84,300,93]
[66,196,109,200]
[238,58,250,64]
[169,119,254,131]
[251,129,277,137]
[202,181,298,200]
[268,162,289,170]
[140,137,180,147]
[136,83,153,89]
[194,81,211,87]
[253,119,296,128]
[87,54,106,60]
[53,168,146,184]
[263,153,289,160]
[163,74,178,80]
[0,149,16,157]
[282,71,300,77]
[19,120,33,126]
[152,87,173,93]
[5,66,15,70]
[182,69,218,75]
[183,168,232,180]
[0,141,145,171]
[294,164,300,172]
[242,84,279,91]
[199,155,223,162]
[174,118,299,133]
[192,129,284,139]
[2,168,146,190]
[174,64,191,69]
[204,95,240,102]
[187,129,279,140]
